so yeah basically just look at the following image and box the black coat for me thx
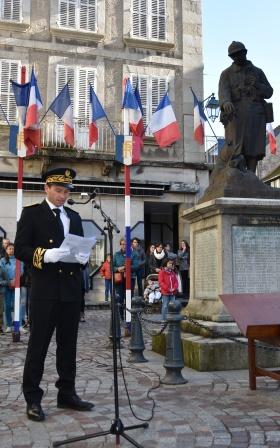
[14,200,84,302]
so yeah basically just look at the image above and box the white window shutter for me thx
[132,0,147,38]
[0,60,20,123]
[2,0,21,21]
[131,74,148,127]
[80,0,96,32]
[151,0,166,40]
[151,76,167,113]
[56,65,75,126]
[59,0,77,28]
[77,68,95,122]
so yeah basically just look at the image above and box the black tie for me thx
[53,208,65,242]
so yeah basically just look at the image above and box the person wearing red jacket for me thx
[100,254,112,302]
[158,258,179,321]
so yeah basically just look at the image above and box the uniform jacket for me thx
[14,200,84,302]
[100,260,112,280]
[219,60,273,159]
[158,268,178,296]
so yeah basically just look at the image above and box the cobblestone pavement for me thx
[1,310,280,447]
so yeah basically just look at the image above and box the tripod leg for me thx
[52,430,111,447]
[121,432,145,448]
[124,422,149,431]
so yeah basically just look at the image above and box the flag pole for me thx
[13,65,27,342]
[123,100,132,336]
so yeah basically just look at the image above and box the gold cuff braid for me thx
[33,247,47,270]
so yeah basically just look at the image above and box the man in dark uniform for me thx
[14,167,94,421]
[219,41,273,172]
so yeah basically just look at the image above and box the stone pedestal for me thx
[183,197,280,322]
[162,197,280,370]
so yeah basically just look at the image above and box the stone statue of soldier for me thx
[218,41,273,173]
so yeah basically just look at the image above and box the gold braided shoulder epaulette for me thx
[33,247,47,269]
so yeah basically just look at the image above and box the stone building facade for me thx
[0,0,207,267]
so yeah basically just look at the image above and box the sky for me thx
[202,0,280,138]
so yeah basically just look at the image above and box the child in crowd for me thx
[158,258,178,321]
[143,277,161,304]
[100,254,112,302]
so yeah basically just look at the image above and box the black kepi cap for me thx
[42,167,76,189]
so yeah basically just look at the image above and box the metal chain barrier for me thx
[184,315,280,352]
[125,306,168,337]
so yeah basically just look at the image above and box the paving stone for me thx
[1,310,280,447]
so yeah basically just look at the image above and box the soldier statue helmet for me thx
[228,41,247,57]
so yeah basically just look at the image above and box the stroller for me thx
[143,274,162,313]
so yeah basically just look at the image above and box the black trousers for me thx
[23,300,80,405]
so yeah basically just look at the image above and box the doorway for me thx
[144,202,178,251]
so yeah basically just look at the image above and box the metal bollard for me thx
[161,300,188,385]
[128,296,148,363]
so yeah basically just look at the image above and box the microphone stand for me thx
[53,196,148,448]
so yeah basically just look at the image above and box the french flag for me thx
[122,78,144,139]
[191,89,206,145]
[49,83,74,146]
[89,84,106,147]
[266,123,277,155]
[25,68,42,129]
[149,92,181,148]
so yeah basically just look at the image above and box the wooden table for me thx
[220,293,280,390]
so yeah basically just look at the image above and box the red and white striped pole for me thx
[13,65,26,341]
[123,107,132,333]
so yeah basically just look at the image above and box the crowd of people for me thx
[99,237,190,321]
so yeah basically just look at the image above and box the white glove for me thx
[75,252,90,265]
[44,248,70,263]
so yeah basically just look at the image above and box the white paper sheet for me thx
[59,233,96,263]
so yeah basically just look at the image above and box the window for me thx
[59,0,97,32]
[131,74,167,135]
[56,65,96,122]
[0,59,20,123]
[132,0,166,41]
[0,0,21,21]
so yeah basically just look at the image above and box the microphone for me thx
[67,190,96,205]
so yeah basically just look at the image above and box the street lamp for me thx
[204,93,220,122]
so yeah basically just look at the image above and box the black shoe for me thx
[26,403,45,422]
[57,394,94,411]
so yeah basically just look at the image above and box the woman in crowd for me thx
[149,242,167,274]
[0,243,25,333]
[177,240,190,298]
[145,243,155,276]
[158,258,178,321]
[113,238,139,319]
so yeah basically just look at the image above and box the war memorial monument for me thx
[180,42,280,371]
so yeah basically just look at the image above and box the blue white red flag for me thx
[10,80,30,126]
[266,123,277,155]
[24,69,42,155]
[89,84,106,147]
[115,135,141,165]
[122,78,144,140]
[25,68,42,129]
[49,83,74,146]
[149,92,181,147]
[191,89,207,145]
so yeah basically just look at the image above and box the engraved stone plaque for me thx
[194,227,218,299]
[232,226,280,293]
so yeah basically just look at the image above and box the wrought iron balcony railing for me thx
[41,117,121,153]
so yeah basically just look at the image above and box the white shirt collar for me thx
[46,198,65,214]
